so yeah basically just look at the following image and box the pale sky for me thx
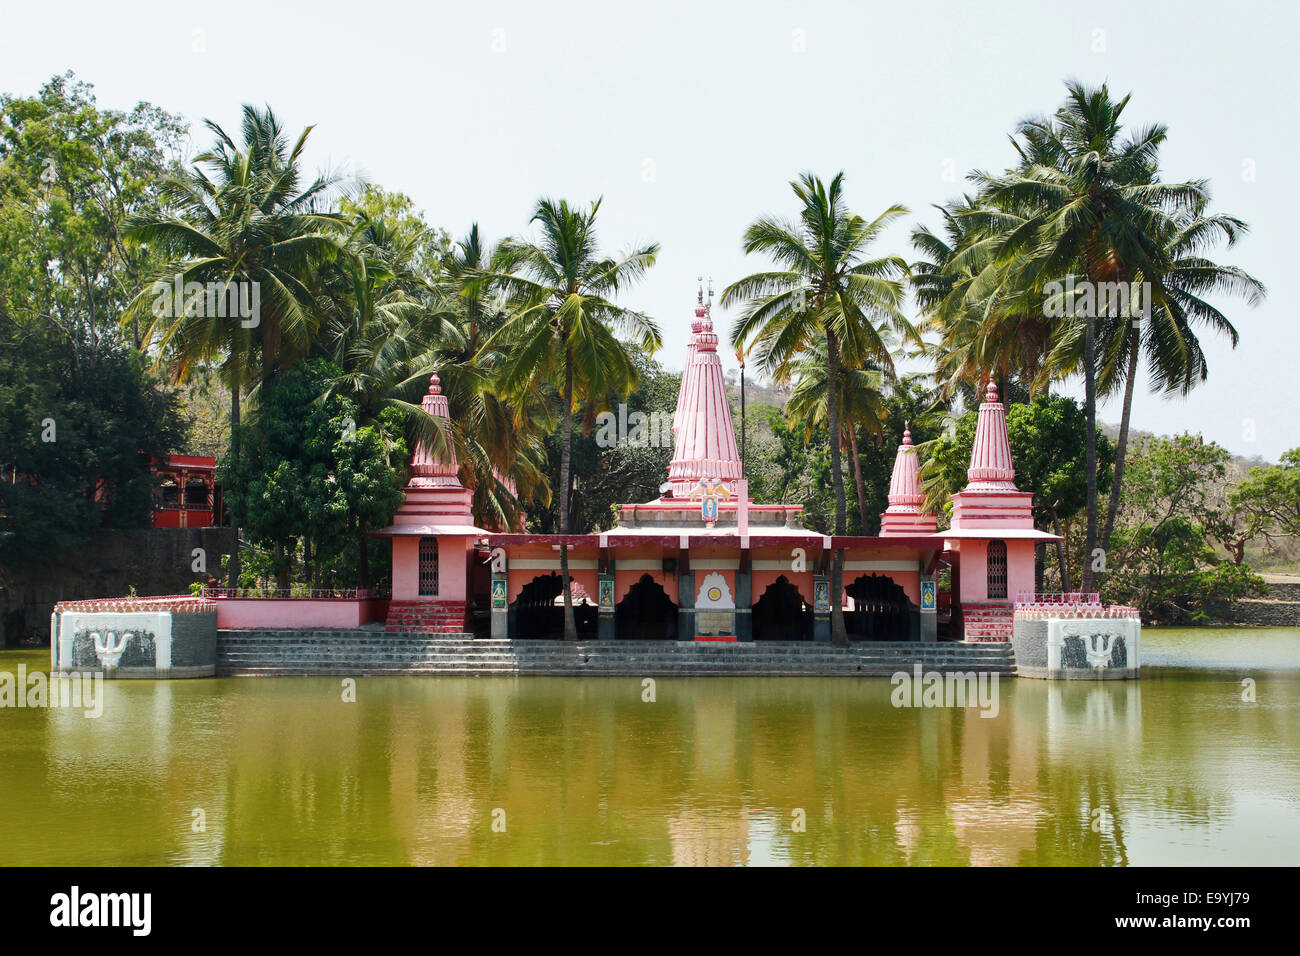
[4,0,1295,460]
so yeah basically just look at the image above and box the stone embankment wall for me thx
[0,527,236,646]
[1208,582,1300,627]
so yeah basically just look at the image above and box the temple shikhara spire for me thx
[667,281,744,498]
[950,380,1034,531]
[408,373,466,491]
[964,380,1017,491]
[879,425,938,535]
[672,279,707,438]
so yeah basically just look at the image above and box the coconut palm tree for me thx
[913,197,1055,403]
[783,340,894,532]
[1044,207,1264,553]
[435,225,552,531]
[973,81,1212,591]
[319,219,550,536]
[123,104,348,584]
[722,172,913,645]
[481,198,661,640]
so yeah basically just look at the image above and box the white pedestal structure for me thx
[1012,614,1141,680]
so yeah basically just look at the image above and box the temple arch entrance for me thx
[752,576,813,641]
[615,574,678,640]
[510,573,597,639]
[845,574,913,641]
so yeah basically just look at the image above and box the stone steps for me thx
[215,632,1016,677]
[384,600,469,633]
[959,602,1013,642]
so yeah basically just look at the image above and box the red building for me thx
[150,455,222,528]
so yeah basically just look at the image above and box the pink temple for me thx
[372,369,487,632]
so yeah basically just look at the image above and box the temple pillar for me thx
[179,470,188,528]
[736,563,753,643]
[598,564,615,640]
[920,570,938,642]
[490,570,508,638]
[677,568,695,642]
[813,572,830,641]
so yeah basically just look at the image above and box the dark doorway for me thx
[845,574,913,641]
[752,576,813,641]
[510,573,597,639]
[615,574,678,640]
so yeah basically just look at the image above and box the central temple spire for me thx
[667,283,743,497]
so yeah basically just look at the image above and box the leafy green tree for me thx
[1104,434,1263,620]
[219,361,405,589]
[0,324,186,565]
[1227,449,1300,559]
[337,184,452,281]
[0,72,185,345]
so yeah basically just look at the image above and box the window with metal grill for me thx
[987,539,1007,599]
[418,537,438,596]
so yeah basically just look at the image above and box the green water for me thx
[1,628,1297,866]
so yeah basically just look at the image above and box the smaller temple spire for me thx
[408,370,465,489]
[880,424,937,535]
[377,366,484,541]
[949,378,1035,531]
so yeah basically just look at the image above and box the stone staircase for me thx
[216,631,1017,677]
[960,602,1014,642]
[384,600,468,633]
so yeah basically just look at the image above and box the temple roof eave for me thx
[368,523,489,538]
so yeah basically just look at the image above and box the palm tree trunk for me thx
[826,330,848,647]
[739,363,747,468]
[356,522,371,590]
[228,371,241,588]
[1081,310,1099,593]
[1101,341,1140,553]
[1052,506,1071,591]
[849,426,868,534]
[275,541,288,590]
[559,356,578,641]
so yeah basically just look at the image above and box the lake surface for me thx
[1,628,1297,866]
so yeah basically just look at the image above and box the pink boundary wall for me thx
[215,598,389,629]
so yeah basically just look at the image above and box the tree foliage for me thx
[218,361,406,589]
[0,325,186,565]
[1103,434,1264,620]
